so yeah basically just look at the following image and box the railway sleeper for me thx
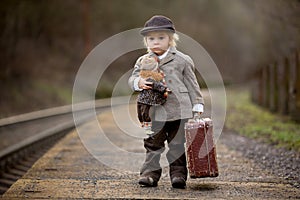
[0,178,15,186]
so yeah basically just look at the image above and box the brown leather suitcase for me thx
[184,117,219,178]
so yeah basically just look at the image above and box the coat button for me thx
[168,80,172,83]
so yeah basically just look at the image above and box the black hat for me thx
[140,15,175,36]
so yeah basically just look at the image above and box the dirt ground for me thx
[3,104,300,199]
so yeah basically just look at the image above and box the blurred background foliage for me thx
[0,0,299,117]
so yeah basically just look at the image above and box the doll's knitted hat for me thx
[140,15,175,36]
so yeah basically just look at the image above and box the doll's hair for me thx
[143,31,179,51]
[140,55,158,71]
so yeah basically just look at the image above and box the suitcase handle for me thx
[193,112,201,122]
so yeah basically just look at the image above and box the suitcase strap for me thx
[204,124,212,173]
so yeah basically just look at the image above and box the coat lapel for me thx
[160,47,176,66]
[148,47,177,67]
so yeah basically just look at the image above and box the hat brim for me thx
[140,26,175,36]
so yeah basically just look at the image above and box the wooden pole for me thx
[284,57,290,114]
[268,63,278,112]
[258,68,264,106]
[291,50,300,121]
[252,68,263,106]
[288,51,296,115]
[277,57,289,115]
[262,66,269,108]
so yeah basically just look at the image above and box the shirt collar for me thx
[158,48,170,60]
[148,47,176,60]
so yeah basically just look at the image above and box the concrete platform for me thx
[3,104,300,199]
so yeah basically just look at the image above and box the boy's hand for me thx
[166,88,172,93]
[194,112,202,116]
[192,112,202,121]
[138,78,152,90]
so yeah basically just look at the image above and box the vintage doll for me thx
[128,15,204,189]
[137,54,170,134]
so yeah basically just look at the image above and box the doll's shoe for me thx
[171,177,186,189]
[138,176,158,187]
[143,122,154,135]
[145,129,154,135]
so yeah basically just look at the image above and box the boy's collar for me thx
[149,47,176,58]
[148,47,176,66]
[158,48,170,60]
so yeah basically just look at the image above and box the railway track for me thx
[0,96,131,195]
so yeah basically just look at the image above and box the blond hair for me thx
[143,31,179,51]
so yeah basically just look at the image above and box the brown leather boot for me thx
[171,177,186,189]
[138,176,158,187]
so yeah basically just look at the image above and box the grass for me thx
[35,81,72,103]
[225,88,300,152]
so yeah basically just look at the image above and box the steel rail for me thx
[0,95,132,195]
[0,95,132,126]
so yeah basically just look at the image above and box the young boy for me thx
[128,15,204,189]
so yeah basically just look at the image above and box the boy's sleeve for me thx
[128,56,143,91]
[183,56,204,105]
[192,104,204,113]
[133,77,142,91]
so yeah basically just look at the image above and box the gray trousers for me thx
[140,119,188,182]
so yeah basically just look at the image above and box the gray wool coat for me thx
[128,47,204,121]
